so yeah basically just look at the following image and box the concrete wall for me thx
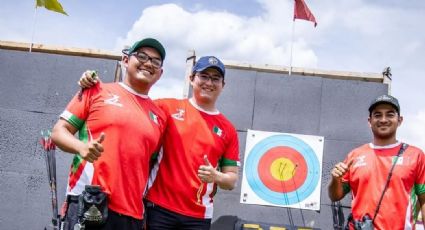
[0,49,387,229]
[0,49,116,230]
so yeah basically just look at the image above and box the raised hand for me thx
[78,70,98,88]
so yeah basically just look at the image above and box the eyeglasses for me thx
[196,73,223,84]
[131,52,163,69]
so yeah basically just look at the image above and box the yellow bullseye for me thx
[270,158,295,181]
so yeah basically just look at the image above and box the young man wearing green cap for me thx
[328,94,425,229]
[52,38,167,230]
[79,55,240,229]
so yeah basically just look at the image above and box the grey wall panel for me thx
[0,49,115,230]
[0,171,63,230]
[0,108,72,229]
[217,69,256,131]
[0,108,57,173]
[0,49,116,113]
[319,78,388,142]
[252,72,323,135]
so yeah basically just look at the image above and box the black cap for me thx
[368,94,400,114]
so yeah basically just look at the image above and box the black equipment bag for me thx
[77,185,108,226]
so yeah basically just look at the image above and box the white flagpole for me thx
[30,5,39,52]
[289,0,296,76]
[289,20,295,76]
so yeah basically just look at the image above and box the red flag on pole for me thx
[294,0,317,27]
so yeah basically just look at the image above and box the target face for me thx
[240,130,324,210]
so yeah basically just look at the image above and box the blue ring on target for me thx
[245,134,320,205]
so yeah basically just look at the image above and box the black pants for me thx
[62,195,144,230]
[146,202,211,230]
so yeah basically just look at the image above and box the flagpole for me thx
[291,0,317,75]
[289,0,296,76]
[289,19,295,76]
[30,5,39,52]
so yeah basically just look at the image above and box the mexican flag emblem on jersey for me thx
[213,125,222,137]
[149,111,159,125]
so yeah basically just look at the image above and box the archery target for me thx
[240,129,324,210]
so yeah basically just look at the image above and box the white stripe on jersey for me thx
[202,182,214,218]
[148,150,163,191]
[66,162,94,196]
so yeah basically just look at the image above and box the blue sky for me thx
[1,0,424,150]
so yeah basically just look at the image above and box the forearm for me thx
[328,177,345,202]
[418,193,425,222]
[215,171,238,190]
[422,209,425,224]
[51,121,84,154]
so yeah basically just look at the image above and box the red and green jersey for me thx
[342,142,425,230]
[60,82,165,220]
[146,98,240,219]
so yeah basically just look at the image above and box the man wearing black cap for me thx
[328,94,425,229]
[79,55,239,229]
[52,38,167,230]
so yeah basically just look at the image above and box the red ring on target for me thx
[258,146,307,193]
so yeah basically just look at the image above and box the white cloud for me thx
[115,1,319,98]
[399,110,425,151]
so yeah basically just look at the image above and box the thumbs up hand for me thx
[198,155,217,183]
[79,132,105,163]
[331,159,353,179]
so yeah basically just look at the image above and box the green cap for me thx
[127,38,166,61]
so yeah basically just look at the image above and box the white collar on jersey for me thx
[119,82,149,99]
[369,141,401,149]
[189,97,220,115]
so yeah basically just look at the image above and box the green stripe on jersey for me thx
[342,183,351,195]
[411,189,419,222]
[78,122,89,143]
[71,155,84,173]
[71,122,89,173]
[415,184,425,195]
[62,110,84,129]
[219,157,239,167]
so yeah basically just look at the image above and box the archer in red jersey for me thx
[328,94,425,230]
